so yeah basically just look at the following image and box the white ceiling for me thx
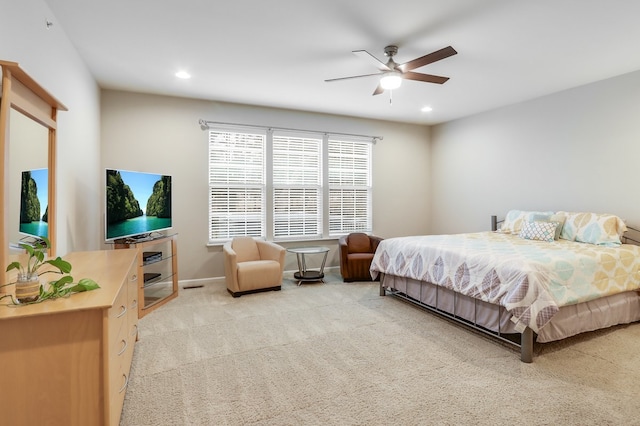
[43,0,640,125]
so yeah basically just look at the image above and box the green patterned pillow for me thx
[500,210,554,234]
[519,221,558,242]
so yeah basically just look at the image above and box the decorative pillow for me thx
[557,212,626,247]
[529,213,566,240]
[500,210,554,234]
[519,221,558,242]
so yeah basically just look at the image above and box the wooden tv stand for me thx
[113,233,178,318]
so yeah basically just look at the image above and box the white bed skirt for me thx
[380,274,640,343]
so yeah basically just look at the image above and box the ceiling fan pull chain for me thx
[389,90,393,106]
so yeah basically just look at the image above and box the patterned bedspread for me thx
[370,232,640,333]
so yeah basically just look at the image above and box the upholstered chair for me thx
[223,237,286,297]
[338,233,384,282]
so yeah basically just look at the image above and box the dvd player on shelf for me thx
[142,251,162,263]
[143,272,161,284]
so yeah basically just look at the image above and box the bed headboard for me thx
[622,226,640,246]
[490,215,503,232]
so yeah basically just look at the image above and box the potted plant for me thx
[1,237,99,305]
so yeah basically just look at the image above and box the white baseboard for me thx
[179,266,340,289]
[179,277,224,289]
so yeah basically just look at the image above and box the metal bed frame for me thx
[380,280,535,362]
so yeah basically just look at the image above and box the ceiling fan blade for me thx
[402,71,450,84]
[372,84,384,96]
[398,46,457,72]
[353,50,391,71]
[325,72,383,83]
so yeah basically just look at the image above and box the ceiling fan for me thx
[325,45,457,95]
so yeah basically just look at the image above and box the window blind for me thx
[328,138,372,234]
[208,130,265,241]
[206,125,374,243]
[272,134,322,239]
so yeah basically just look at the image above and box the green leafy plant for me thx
[6,237,71,277]
[1,236,100,305]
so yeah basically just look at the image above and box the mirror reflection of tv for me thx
[19,168,48,239]
[105,169,172,241]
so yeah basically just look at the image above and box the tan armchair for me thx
[338,233,383,282]
[223,237,286,297]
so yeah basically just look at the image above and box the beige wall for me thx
[1,0,102,255]
[100,90,432,282]
[430,69,640,234]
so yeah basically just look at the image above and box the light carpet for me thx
[120,271,640,425]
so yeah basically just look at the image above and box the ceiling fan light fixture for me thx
[380,71,402,90]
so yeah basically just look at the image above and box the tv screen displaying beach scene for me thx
[19,168,48,239]
[105,169,172,241]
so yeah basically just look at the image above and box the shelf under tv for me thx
[113,231,168,245]
[142,251,163,265]
[142,272,177,289]
[143,272,162,285]
[111,234,179,319]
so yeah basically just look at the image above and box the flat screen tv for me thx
[105,169,172,241]
[19,168,48,239]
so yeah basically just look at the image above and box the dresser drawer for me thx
[109,324,129,368]
[110,343,130,389]
[109,283,128,320]
[107,285,128,346]
[128,269,139,338]
[109,368,128,425]
[109,330,133,420]
[109,310,135,389]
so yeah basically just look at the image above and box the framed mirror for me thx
[8,109,49,248]
[0,60,66,290]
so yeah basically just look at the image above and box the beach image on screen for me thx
[106,169,172,240]
[19,168,48,238]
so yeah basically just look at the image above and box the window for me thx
[208,130,265,241]
[328,138,372,233]
[207,126,373,243]
[272,133,322,239]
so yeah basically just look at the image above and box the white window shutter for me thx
[328,139,372,235]
[272,134,322,239]
[208,131,265,242]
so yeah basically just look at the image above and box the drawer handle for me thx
[131,274,137,282]
[130,324,138,337]
[131,299,138,309]
[117,305,127,318]
[117,339,128,356]
[119,373,129,394]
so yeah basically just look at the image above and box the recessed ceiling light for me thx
[421,106,433,113]
[175,71,191,79]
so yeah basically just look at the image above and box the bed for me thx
[370,210,640,362]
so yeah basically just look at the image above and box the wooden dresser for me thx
[0,249,139,425]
